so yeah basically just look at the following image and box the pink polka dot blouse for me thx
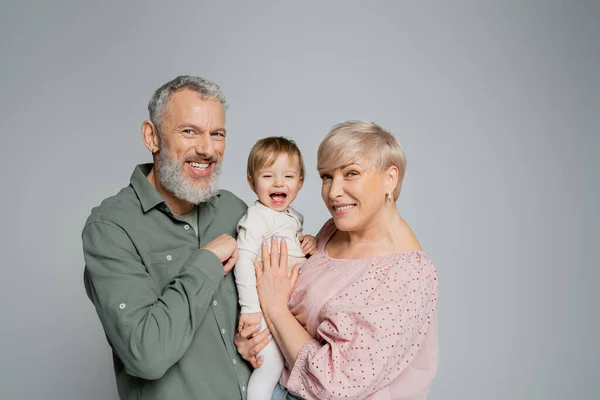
[280,219,439,399]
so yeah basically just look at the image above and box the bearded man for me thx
[82,76,269,400]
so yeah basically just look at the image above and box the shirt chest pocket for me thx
[145,245,192,289]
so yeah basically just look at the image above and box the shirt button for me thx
[166,255,172,261]
[221,328,226,335]
[213,300,218,306]
[184,225,190,230]
[232,359,237,364]
[119,303,126,309]
[242,386,246,392]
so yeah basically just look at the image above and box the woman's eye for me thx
[320,174,332,180]
[346,171,358,177]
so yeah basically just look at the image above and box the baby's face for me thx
[250,153,303,212]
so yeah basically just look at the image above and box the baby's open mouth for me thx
[270,192,287,204]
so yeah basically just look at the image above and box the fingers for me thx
[300,238,309,253]
[303,236,317,255]
[223,260,235,275]
[254,258,263,279]
[251,326,271,344]
[223,253,237,276]
[249,356,263,368]
[249,329,272,356]
[227,248,239,273]
[270,236,279,270]
[234,325,271,369]
[235,326,272,353]
[261,236,292,271]
[301,241,316,255]
[261,240,271,271]
[299,235,316,251]
[238,322,262,337]
[280,238,288,264]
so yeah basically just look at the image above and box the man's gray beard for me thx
[157,150,221,205]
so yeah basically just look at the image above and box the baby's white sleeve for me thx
[235,208,271,314]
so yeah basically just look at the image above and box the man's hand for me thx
[202,234,238,276]
[234,324,272,368]
[299,234,317,255]
[237,312,263,335]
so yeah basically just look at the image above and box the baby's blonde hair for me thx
[317,121,406,199]
[247,137,305,181]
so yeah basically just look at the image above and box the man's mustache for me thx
[184,157,219,164]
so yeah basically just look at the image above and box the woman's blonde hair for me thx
[247,136,305,180]
[317,121,406,199]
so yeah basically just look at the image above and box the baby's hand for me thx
[299,234,317,255]
[237,312,263,334]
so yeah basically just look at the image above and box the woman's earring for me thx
[386,192,393,202]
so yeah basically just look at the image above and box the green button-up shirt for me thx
[83,164,252,399]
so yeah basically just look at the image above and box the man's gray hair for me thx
[148,75,227,130]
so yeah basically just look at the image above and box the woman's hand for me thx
[253,237,314,367]
[254,237,300,321]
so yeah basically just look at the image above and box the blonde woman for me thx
[245,121,439,400]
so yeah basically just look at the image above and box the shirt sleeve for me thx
[83,220,224,380]
[285,252,439,400]
[234,208,271,314]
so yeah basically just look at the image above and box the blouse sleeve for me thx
[285,252,439,400]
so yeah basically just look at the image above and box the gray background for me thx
[1,1,598,399]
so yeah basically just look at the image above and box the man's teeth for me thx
[189,162,209,170]
[334,205,354,211]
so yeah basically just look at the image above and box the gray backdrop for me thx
[1,1,598,399]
